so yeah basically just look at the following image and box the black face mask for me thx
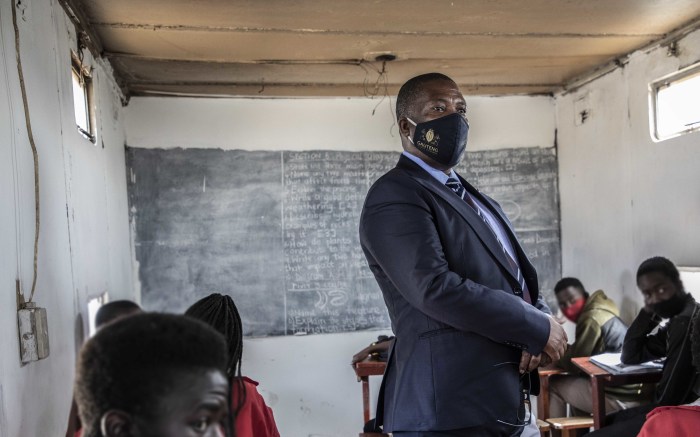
[653,292,687,319]
[407,113,469,167]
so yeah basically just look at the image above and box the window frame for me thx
[649,61,700,142]
[70,51,96,144]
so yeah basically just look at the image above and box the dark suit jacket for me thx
[359,155,552,432]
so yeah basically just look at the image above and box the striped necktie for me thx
[445,177,531,304]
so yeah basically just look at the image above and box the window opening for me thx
[71,50,95,143]
[679,267,700,303]
[649,62,700,141]
[87,292,109,337]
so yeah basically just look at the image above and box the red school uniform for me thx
[637,404,700,437]
[232,377,280,437]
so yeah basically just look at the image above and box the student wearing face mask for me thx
[587,256,700,437]
[547,278,643,422]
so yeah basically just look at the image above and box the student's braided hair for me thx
[186,293,247,429]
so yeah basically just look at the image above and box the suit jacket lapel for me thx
[396,156,517,281]
[459,175,538,293]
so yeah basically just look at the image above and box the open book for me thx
[590,352,664,375]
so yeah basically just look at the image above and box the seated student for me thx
[587,256,699,437]
[66,300,142,437]
[637,313,700,437]
[74,313,230,437]
[93,300,141,328]
[548,278,642,418]
[186,293,280,437]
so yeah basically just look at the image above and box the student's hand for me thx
[352,346,373,364]
[543,315,568,362]
[351,340,392,364]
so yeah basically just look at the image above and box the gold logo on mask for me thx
[425,129,435,143]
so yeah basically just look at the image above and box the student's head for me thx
[94,300,141,330]
[636,256,686,319]
[75,313,229,437]
[185,293,243,380]
[554,277,589,323]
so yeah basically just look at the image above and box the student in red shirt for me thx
[186,293,280,437]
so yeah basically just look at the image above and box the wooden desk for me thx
[353,360,387,424]
[571,356,662,430]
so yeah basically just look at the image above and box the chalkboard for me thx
[126,147,561,337]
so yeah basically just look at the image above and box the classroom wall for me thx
[0,1,132,435]
[556,28,700,322]
[125,93,555,437]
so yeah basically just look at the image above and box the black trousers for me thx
[392,397,529,437]
[392,423,524,437]
[584,404,657,437]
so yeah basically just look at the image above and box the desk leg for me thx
[538,374,551,420]
[591,377,606,430]
[361,376,371,424]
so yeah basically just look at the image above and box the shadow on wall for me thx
[0,384,7,436]
[619,268,640,325]
[74,313,85,358]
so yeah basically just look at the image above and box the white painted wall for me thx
[0,1,132,435]
[556,28,700,323]
[125,94,555,152]
[125,93,555,437]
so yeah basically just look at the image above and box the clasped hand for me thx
[519,315,568,374]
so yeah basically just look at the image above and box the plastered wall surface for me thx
[556,28,700,323]
[125,94,555,436]
[0,1,132,436]
[125,94,556,152]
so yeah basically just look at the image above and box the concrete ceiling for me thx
[68,0,700,98]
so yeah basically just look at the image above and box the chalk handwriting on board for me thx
[127,147,560,337]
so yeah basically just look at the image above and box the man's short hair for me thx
[636,256,683,288]
[75,313,227,437]
[396,73,456,121]
[554,277,587,296]
[94,300,141,329]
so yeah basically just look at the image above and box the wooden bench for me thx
[537,418,551,436]
[546,416,594,437]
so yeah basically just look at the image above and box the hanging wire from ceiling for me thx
[359,56,397,136]
[11,0,41,304]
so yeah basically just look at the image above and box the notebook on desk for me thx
[590,352,664,375]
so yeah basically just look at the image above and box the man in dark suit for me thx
[359,73,567,436]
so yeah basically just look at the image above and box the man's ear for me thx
[398,117,412,138]
[100,410,134,437]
